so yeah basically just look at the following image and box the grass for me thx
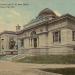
[0,55,5,58]
[41,68,75,75]
[15,54,75,64]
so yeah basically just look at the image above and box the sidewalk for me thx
[0,61,74,75]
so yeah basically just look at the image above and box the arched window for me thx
[30,31,36,37]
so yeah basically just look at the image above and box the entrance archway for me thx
[33,38,37,48]
[30,31,38,48]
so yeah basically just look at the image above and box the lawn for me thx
[15,54,75,64]
[41,68,75,75]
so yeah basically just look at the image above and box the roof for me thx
[38,8,57,16]
[20,14,75,34]
[0,9,75,35]
[24,8,59,29]
[0,31,16,35]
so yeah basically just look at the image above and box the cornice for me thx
[18,31,48,39]
[0,31,16,36]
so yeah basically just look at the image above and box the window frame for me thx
[53,31,61,43]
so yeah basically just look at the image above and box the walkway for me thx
[0,61,74,75]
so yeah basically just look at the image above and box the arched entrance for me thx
[30,31,38,48]
[33,38,37,48]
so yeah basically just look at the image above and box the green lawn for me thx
[0,55,5,58]
[41,68,75,75]
[15,54,75,64]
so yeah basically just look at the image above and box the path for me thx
[0,61,74,75]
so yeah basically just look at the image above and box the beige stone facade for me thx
[0,8,75,55]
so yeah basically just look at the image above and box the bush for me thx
[41,68,75,75]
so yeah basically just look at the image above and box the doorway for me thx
[33,38,37,48]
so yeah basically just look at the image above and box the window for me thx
[72,31,75,41]
[21,39,24,47]
[53,31,61,43]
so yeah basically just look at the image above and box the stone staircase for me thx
[0,48,49,61]
[11,48,48,61]
[0,53,31,61]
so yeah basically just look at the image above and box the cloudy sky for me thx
[0,0,75,32]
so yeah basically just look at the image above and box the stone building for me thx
[0,8,75,55]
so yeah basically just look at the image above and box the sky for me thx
[0,0,75,32]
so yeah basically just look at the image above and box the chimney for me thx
[16,24,21,32]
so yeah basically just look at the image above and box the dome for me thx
[38,8,57,17]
